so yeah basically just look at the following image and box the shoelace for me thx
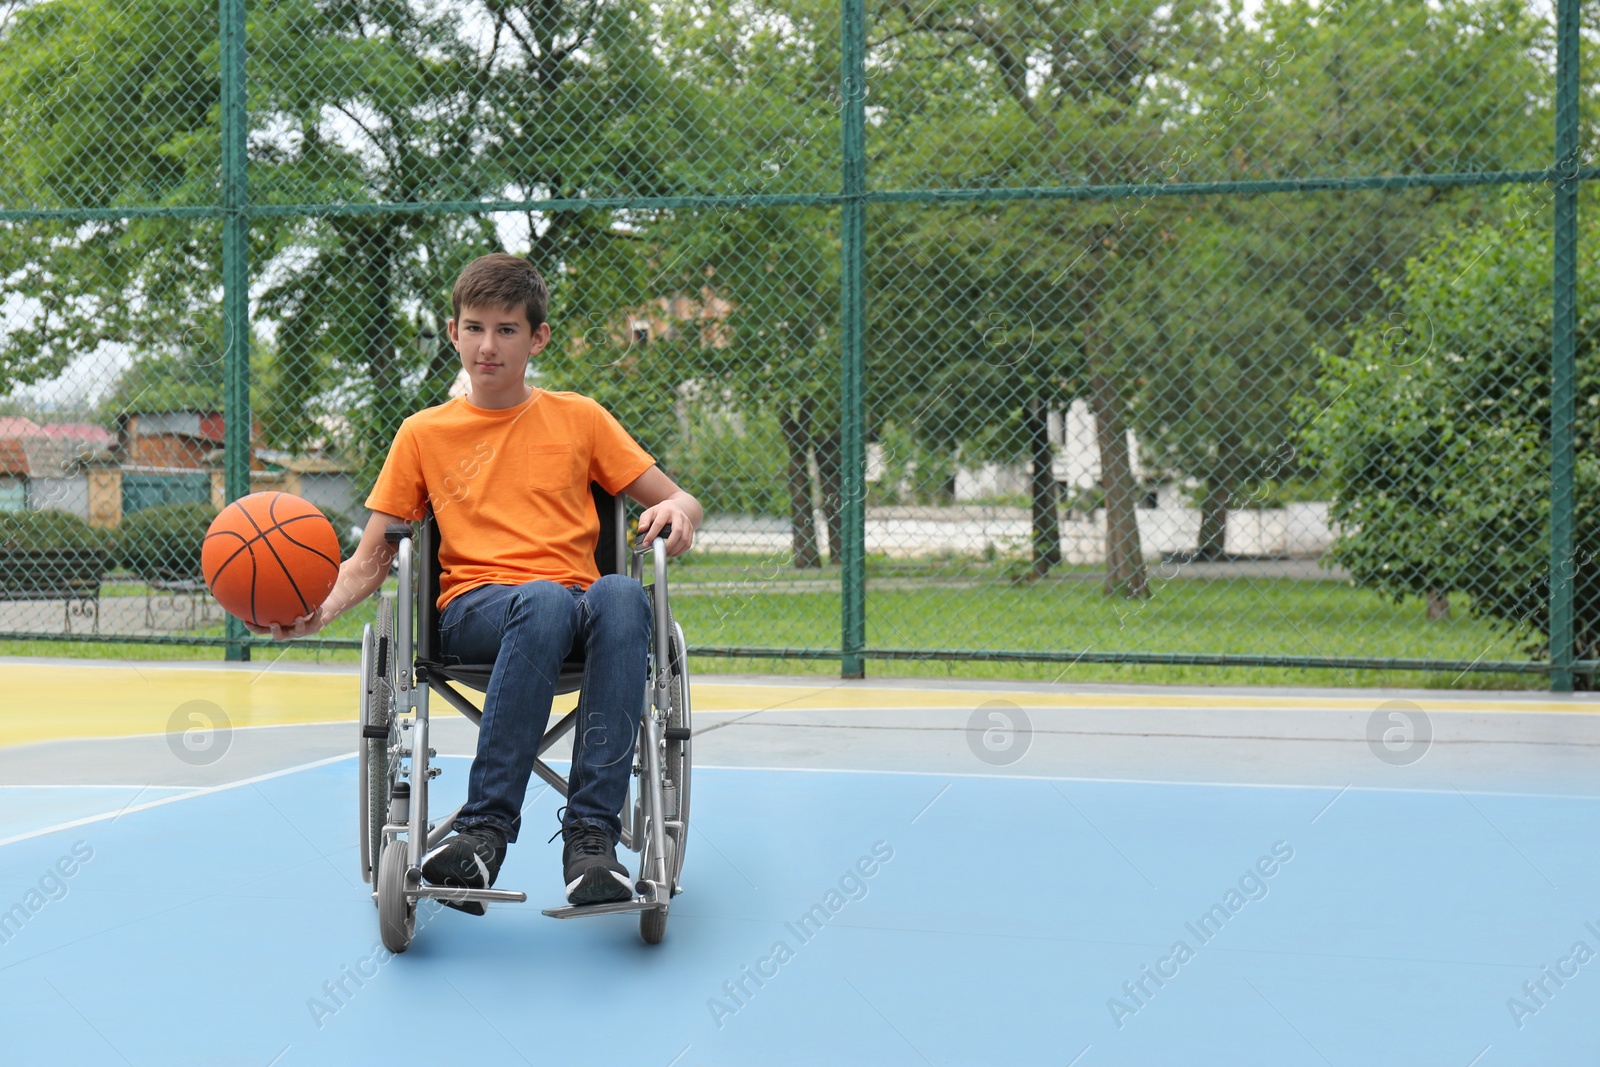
[548,821,611,857]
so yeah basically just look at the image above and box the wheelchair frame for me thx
[355,490,692,951]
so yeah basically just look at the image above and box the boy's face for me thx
[447,303,551,402]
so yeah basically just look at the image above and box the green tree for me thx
[256,0,691,492]
[862,0,1230,593]
[867,0,1557,585]
[865,203,1084,575]
[0,0,684,496]
[0,0,230,406]
[551,0,848,565]
[1130,0,1554,560]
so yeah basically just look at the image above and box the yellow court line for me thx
[0,664,1595,749]
[0,664,573,749]
[2,665,358,748]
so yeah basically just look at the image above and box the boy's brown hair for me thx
[451,253,549,329]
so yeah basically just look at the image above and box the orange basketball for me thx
[202,491,342,629]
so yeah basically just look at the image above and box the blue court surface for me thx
[2,667,1599,1066]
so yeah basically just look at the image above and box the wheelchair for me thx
[355,485,692,951]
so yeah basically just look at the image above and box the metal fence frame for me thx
[0,0,1591,690]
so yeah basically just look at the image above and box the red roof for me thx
[0,420,117,475]
[33,422,115,448]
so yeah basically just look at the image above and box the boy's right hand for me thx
[242,602,330,641]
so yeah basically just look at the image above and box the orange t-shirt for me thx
[364,389,656,612]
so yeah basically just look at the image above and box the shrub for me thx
[1299,205,1600,668]
[116,502,220,582]
[0,509,107,552]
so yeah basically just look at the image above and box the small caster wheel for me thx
[377,839,416,953]
[640,905,668,945]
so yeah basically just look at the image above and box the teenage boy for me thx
[251,253,702,911]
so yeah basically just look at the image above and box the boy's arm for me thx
[623,466,702,557]
[245,510,405,640]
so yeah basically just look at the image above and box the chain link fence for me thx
[0,0,1593,689]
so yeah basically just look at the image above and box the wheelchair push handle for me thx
[383,523,412,545]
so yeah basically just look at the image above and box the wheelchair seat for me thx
[413,483,626,695]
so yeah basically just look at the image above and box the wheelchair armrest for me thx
[631,523,672,554]
[630,524,674,584]
[384,523,412,545]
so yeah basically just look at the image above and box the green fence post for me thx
[221,0,251,662]
[1550,0,1579,692]
[839,0,867,679]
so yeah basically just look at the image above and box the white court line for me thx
[693,703,1600,716]
[676,762,1600,802]
[0,784,195,791]
[62,660,1600,704]
[18,700,1593,758]
[8,754,1594,851]
[5,711,531,750]
[0,752,356,849]
[0,658,358,676]
[12,656,1594,706]
[16,718,364,747]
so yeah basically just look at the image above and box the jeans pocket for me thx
[437,608,465,664]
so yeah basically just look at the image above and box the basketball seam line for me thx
[219,496,328,627]
[204,513,335,581]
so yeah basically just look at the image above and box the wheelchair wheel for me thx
[358,622,374,883]
[376,838,415,953]
[639,619,690,945]
[640,905,668,945]
[637,829,677,945]
[663,619,691,890]
[364,595,397,891]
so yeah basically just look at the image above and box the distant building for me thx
[0,416,120,524]
[0,409,355,525]
[565,283,735,365]
[115,410,245,517]
[115,410,258,470]
[112,409,346,517]
[207,451,355,518]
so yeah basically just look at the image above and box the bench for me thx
[0,547,105,633]
[145,569,223,630]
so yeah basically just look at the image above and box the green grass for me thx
[0,575,1553,690]
[668,578,1545,690]
[663,552,1105,584]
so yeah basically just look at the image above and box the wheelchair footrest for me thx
[409,886,528,904]
[541,899,661,920]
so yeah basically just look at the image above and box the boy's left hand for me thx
[638,500,695,557]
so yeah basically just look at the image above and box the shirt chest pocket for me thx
[528,444,577,492]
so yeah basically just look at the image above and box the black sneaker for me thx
[557,822,632,905]
[421,826,506,916]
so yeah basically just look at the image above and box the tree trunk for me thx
[780,400,821,569]
[1195,481,1230,561]
[815,430,844,565]
[1196,435,1246,562]
[1086,321,1148,599]
[359,220,400,402]
[1426,589,1450,621]
[1026,397,1061,577]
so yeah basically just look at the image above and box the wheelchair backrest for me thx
[415,483,627,664]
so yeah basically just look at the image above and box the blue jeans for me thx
[437,574,650,844]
